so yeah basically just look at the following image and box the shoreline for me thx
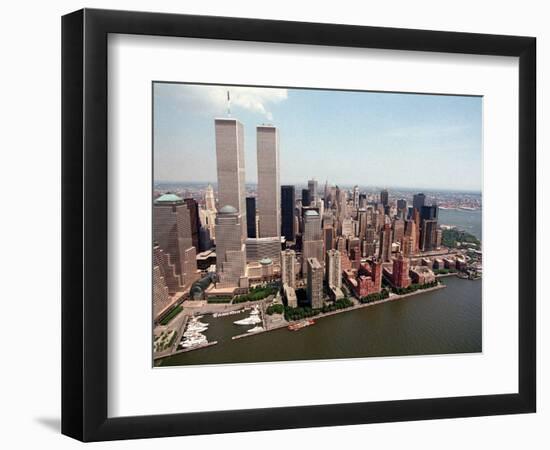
[231,283,447,341]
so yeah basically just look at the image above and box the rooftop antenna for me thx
[226,90,231,117]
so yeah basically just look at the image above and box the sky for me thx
[153,83,482,192]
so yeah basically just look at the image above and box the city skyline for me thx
[154,83,482,191]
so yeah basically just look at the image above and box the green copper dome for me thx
[154,193,183,204]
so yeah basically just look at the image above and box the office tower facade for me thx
[435,228,443,249]
[246,197,257,238]
[379,222,393,262]
[199,225,212,251]
[281,249,297,289]
[153,265,171,320]
[257,125,280,238]
[393,218,405,245]
[153,243,183,295]
[404,219,417,255]
[352,185,360,208]
[308,179,318,205]
[245,237,282,265]
[301,188,311,207]
[359,193,367,208]
[380,189,389,207]
[392,253,411,288]
[204,184,216,211]
[215,118,247,239]
[307,257,324,309]
[421,204,439,222]
[281,185,296,242]
[215,205,247,287]
[326,249,342,289]
[413,193,426,211]
[153,193,197,286]
[323,224,335,253]
[421,219,438,251]
[303,209,322,241]
[184,198,201,251]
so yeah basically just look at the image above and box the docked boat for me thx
[246,326,264,333]
[234,315,262,326]
[288,319,315,331]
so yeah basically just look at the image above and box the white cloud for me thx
[156,83,287,120]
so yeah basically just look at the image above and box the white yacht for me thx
[234,315,262,326]
[247,326,264,333]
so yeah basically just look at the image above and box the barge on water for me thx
[288,319,315,331]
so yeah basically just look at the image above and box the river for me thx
[438,208,482,240]
[158,276,481,367]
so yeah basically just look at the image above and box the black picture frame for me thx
[61,8,536,442]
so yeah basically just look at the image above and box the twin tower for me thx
[214,118,280,288]
[215,118,280,240]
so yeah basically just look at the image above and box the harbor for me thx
[154,276,481,367]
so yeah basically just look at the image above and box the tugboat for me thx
[288,319,315,331]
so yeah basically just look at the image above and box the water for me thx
[438,209,482,240]
[158,277,481,367]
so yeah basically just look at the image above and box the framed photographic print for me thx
[62,8,536,442]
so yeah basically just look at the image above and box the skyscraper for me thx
[392,253,411,288]
[257,125,280,238]
[204,184,216,211]
[281,185,296,242]
[302,209,323,274]
[326,249,342,289]
[301,188,311,207]
[308,179,318,205]
[379,222,392,262]
[184,197,200,251]
[307,257,323,309]
[153,193,197,286]
[246,197,256,238]
[215,205,247,288]
[281,249,297,289]
[380,189,389,207]
[352,185,360,209]
[413,193,426,211]
[215,118,247,239]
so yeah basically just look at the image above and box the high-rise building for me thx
[380,189,389,207]
[153,243,183,295]
[257,125,280,238]
[215,205,247,288]
[359,193,367,209]
[184,198,201,251]
[281,249,297,289]
[281,185,295,242]
[246,197,257,238]
[392,253,411,288]
[245,237,281,265]
[301,188,311,207]
[393,218,405,245]
[199,225,212,251]
[420,204,438,222]
[413,193,426,211]
[204,184,216,211]
[379,222,392,262]
[352,185,360,209]
[153,193,197,286]
[326,249,342,289]
[307,257,323,309]
[303,209,321,241]
[404,219,417,255]
[308,179,318,205]
[421,219,438,251]
[323,224,335,253]
[215,118,247,239]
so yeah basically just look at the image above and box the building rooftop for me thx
[304,210,319,217]
[260,258,273,265]
[154,193,183,204]
[218,205,238,214]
